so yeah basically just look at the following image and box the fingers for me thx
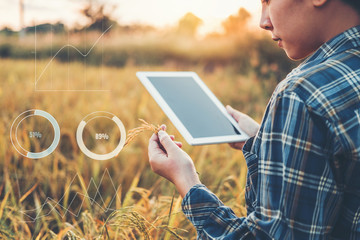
[174,141,183,148]
[226,105,242,122]
[150,131,159,142]
[227,105,260,136]
[169,135,182,148]
[148,132,165,159]
[158,125,182,148]
[229,142,245,150]
[157,130,179,153]
[148,125,182,159]
[227,105,255,124]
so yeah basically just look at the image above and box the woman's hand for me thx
[226,105,260,150]
[148,125,201,197]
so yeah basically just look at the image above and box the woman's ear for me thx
[312,0,328,7]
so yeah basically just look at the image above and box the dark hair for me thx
[341,0,360,13]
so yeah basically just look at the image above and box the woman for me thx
[148,0,360,238]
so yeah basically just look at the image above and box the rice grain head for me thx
[124,119,161,147]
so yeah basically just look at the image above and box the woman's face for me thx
[259,0,326,60]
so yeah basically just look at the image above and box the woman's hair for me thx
[342,0,360,13]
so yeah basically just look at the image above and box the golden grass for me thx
[0,58,272,239]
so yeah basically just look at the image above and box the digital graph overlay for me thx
[76,111,126,160]
[18,168,121,222]
[34,24,112,91]
[10,109,60,159]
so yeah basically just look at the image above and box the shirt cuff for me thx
[181,184,224,229]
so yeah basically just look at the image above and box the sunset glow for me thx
[1,0,261,33]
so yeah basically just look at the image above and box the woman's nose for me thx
[259,5,273,31]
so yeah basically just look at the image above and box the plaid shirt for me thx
[182,25,360,239]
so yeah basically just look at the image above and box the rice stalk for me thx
[158,226,184,240]
[122,171,141,208]
[0,191,10,219]
[164,196,182,240]
[100,207,154,240]
[124,119,161,147]
[19,183,38,203]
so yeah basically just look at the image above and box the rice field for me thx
[0,57,273,239]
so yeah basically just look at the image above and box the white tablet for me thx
[136,71,249,145]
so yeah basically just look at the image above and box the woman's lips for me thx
[272,37,283,48]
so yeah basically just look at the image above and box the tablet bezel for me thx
[136,71,249,145]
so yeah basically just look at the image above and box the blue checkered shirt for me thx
[182,26,360,239]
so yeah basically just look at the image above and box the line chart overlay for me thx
[18,168,121,222]
[34,25,112,91]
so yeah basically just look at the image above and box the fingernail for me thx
[158,130,165,136]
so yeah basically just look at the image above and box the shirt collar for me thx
[299,25,360,69]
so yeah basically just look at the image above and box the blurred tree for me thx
[222,8,251,36]
[177,12,203,37]
[0,27,16,36]
[24,22,65,34]
[80,4,117,32]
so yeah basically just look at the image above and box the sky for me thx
[0,0,261,34]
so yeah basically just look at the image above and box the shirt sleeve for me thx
[182,184,267,240]
[182,91,342,239]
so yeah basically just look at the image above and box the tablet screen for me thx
[147,76,241,138]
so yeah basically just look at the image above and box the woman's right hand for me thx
[148,125,201,197]
[226,105,260,150]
